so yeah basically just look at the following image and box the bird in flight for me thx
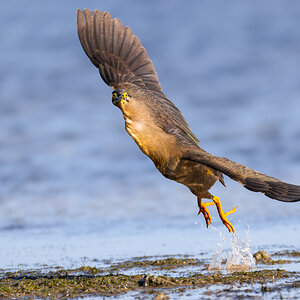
[77,9,300,233]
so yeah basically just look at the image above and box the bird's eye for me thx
[112,92,117,100]
[122,92,129,102]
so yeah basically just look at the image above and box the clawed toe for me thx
[197,198,214,228]
[199,207,212,227]
[197,196,237,233]
[222,217,235,233]
[224,205,238,217]
[212,196,237,233]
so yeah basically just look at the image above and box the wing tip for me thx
[265,181,300,202]
[76,9,85,28]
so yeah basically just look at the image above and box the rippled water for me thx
[0,0,299,288]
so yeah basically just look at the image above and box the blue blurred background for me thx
[0,0,300,269]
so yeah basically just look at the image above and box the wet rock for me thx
[138,274,173,287]
[261,285,274,292]
[253,251,272,262]
[274,250,300,257]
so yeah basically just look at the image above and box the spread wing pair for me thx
[77,8,300,203]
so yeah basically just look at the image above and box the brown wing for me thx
[77,9,162,92]
[182,148,300,202]
[77,8,200,145]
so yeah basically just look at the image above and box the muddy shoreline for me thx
[1,251,299,299]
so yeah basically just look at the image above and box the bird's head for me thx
[112,89,131,109]
[111,88,147,120]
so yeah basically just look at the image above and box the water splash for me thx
[208,226,225,271]
[208,248,223,271]
[208,226,256,272]
[225,228,256,272]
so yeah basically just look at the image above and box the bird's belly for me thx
[165,159,218,195]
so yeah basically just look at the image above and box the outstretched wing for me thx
[183,148,300,202]
[77,9,162,93]
[77,8,200,145]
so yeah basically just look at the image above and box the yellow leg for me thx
[212,196,237,233]
[197,198,215,228]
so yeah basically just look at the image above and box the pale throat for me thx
[120,102,147,136]
[123,113,146,144]
[122,112,178,173]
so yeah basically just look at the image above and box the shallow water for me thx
[0,1,300,298]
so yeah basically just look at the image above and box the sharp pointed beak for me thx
[112,95,122,106]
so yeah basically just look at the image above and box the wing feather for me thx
[77,9,163,91]
[183,148,300,202]
[77,8,199,145]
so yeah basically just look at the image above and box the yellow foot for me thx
[197,198,215,228]
[212,196,237,233]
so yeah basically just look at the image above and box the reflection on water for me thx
[0,0,300,274]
